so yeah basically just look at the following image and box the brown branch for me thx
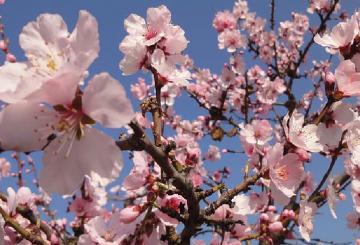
[202,171,262,216]
[0,206,48,245]
[270,0,275,30]
[0,193,52,240]
[116,120,200,244]
[288,0,340,89]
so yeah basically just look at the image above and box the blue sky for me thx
[0,0,359,243]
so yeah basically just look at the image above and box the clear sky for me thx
[0,0,359,243]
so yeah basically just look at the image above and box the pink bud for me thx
[282,209,289,218]
[0,40,6,50]
[325,72,336,84]
[267,205,276,212]
[0,0,5,5]
[50,234,60,245]
[119,205,141,224]
[294,148,310,162]
[6,52,16,63]
[338,192,346,201]
[288,210,296,220]
[260,213,269,222]
[268,221,283,233]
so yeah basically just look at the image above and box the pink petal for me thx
[69,10,100,73]
[0,62,44,103]
[26,71,80,106]
[0,101,51,152]
[19,13,69,61]
[124,14,146,35]
[40,127,123,195]
[83,73,134,128]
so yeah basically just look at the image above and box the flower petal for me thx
[69,10,100,73]
[26,71,80,106]
[83,73,134,128]
[19,13,69,61]
[0,101,51,152]
[40,127,123,195]
[0,62,43,103]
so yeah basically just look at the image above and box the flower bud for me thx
[6,53,16,63]
[119,205,141,224]
[260,213,269,222]
[268,221,283,233]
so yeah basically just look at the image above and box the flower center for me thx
[276,165,289,180]
[34,92,96,158]
[145,28,158,40]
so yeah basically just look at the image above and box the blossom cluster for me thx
[0,0,359,244]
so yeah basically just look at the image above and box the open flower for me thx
[265,143,304,204]
[119,5,188,77]
[335,60,360,97]
[314,13,358,54]
[282,109,323,152]
[0,72,134,195]
[298,201,317,242]
[6,187,33,215]
[0,10,99,103]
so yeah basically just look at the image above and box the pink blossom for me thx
[151,49,191,87]
[123,5,171,46]
[268,221,283,233]
[205,145,221,162]
[122,151,154,192]
[233,0,248,19]
[346,212,360,229]
[326,178,339,219]
[68,197,100,218]
[314,13,358,54]
[256,77,286,105]
[119,5,188,76]
[232,193,268,215]
[0,11,99,103]
[218,29,246,52]
[0,216,4,245]
[344,120,360,166]
[7,187,33,215]
[298,201,317,242]
[130,77,149,100]
[335,60,360,97]
[351,179,360,213]
[213,10,237,32]
[79,212,135,245]
[82,175,108,207]
[266,143,304,203]
[307,0,333,14]
[0,72,134,195]
[156,194,187,226]
[240,120,273,146]
[0,158,10,179]
[5,53,16,63]
[118,206,141,224]
[283,109,323,152]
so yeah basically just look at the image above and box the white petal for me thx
[83,73,134,128]
[0,101,51,152]
[6,187,16,214]
[40,127,123,195]
[124,14,146,35]
[69,10,100,73]
[19,13,69,61]
[0,62,42,103]
[25,71,80,105]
